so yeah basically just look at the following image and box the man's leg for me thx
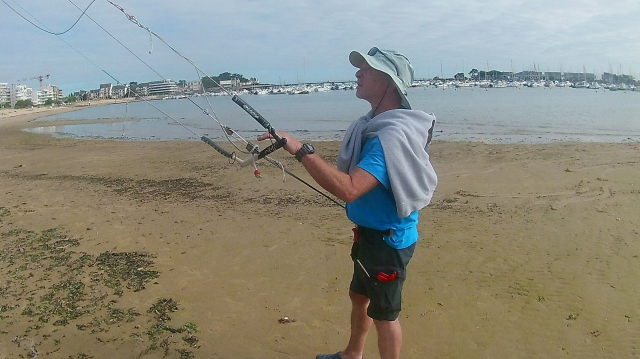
[340,290,372,359]
[374,318,402,359]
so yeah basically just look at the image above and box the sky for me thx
[2,0,639,95]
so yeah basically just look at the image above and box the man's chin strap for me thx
[372,78,392,115]
[373,78,401,115]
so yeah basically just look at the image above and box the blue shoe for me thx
[316,353,362,359]
[316,353,342,359]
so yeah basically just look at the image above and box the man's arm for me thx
[258,132,379,203]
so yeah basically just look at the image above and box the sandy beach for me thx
[1,105,640,358]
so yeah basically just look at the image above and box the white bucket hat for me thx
[349,47,414,109]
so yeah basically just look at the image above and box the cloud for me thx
[2,0,639,94]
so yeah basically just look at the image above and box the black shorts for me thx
[349,226,415,321]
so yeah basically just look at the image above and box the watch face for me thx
[304,143,315,153]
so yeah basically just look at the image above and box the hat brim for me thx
[349,50,411,109]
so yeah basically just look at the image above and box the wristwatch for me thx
[295,143,315,162]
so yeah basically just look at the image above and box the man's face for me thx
[355,62,391,105]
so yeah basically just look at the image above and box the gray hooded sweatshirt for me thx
[337,109,438,218]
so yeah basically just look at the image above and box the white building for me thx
[89,89,100,99]
[0,83,10,105]
[32,91,47,106]
[219,78,240,88]
[31,85,63,106]
[187,80,203,94]
[48,85,62,101]
[99,83,112,98]
[148,80,177,96]
[133,83,149,97]
[112,84,129,98]
[10,84,33,108]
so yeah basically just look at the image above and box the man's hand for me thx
[257,131,302,156]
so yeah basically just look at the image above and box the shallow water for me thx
[31,86,640,143]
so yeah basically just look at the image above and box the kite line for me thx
[2,0,345,208]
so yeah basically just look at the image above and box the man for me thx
[259,47,437,359]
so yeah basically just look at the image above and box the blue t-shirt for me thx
[346,137,419,249]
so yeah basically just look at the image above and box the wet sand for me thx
[1,107,640,358]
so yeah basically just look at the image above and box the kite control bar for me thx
[200,95,287,167]
[229,95,287,158]
[200,134,285,168]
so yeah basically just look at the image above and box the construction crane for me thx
[17,74,50,90]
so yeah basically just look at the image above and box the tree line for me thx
[201,72,249,89]
[2,97,74,109]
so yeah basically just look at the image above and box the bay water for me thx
[31,86,640,144]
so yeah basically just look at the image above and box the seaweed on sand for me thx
[94,251,159,295]
[0,225,200,358]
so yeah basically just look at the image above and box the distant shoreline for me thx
[0,99,115,131]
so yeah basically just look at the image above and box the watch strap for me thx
[295,143,315,162]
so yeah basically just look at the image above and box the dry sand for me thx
[1,105,639,358]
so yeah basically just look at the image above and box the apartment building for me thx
[99,83,113,98]
[0,83,9,105]
[220,77,240,88]
[147,80,177,96]
[112,84,129,98]
[28,85,63,106]
[10,84,32,107]
[187,80,203,94]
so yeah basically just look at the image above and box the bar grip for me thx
[232,95,272,130]
[258,137,287,159]
[231,95,282,142]
[202,136,260,167]
[201,136,233,159]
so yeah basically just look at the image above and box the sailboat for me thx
[575,65,589,88]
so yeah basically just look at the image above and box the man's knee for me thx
[373,318,400,329]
